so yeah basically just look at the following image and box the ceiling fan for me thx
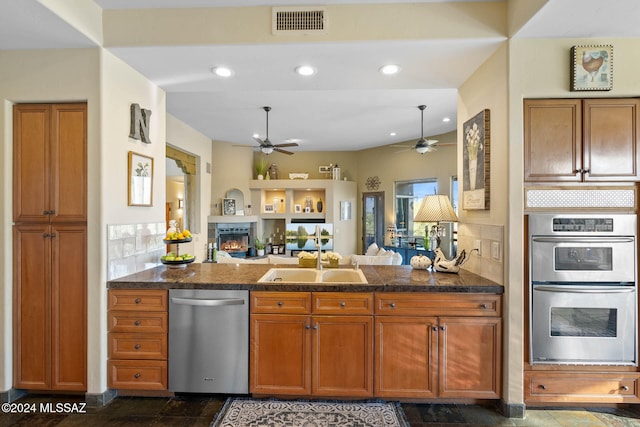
[413,105,438,154]
[253,106,298,155]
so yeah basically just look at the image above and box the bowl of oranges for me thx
[163,228,193,244]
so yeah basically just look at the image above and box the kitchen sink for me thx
[318,269,368,283]
[257,268,368,284]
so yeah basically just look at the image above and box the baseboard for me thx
[85,389,118,408]
[0,388,27,403]
[497,399,526,419]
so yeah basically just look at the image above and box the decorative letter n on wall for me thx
[129,103,152,143]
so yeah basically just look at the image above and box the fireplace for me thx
[208,222,255,258]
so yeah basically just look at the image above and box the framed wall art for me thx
[570,45,613,91]
[223,198,236,215]
[462,109,490,210]
[263,204,274,213]
[128,151,154,206]
[294,204,302,213]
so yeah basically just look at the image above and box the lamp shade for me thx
[414,195,458,223]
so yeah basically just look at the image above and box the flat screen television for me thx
[286,223,333,251]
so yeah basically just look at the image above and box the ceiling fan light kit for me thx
[415,104,438,154]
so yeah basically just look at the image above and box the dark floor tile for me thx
[1,413,67,427]
[158,397,210,417]
[417,404,467,423]
[149,416,213,426]
[511,409,562,426]
[546,409,609,427]
[457,404,515,426]
[200,398,227,419]
[101,396,169,418]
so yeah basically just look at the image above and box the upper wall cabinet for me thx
[524,98,640,182]
[13,103,88,223]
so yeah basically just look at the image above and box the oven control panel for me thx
[552,217,614,233]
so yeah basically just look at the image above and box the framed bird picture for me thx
[570,45,613,91]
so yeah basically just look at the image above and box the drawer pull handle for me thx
[134,373,141,379]
[134,344,141,350]
[480,303,488,309]
[134,298,141,304]
[539,384,547,390]
[277,301,283,306]
[621,385,630,391]
[340,301,346,307]
[390,303,396,308]
[134,320,141,326]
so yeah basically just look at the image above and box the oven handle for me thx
[531,237,635,243]
[534,286,635,293]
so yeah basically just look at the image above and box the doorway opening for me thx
[166,145,199,234]
[362,192,385,251]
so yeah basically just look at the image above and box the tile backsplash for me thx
[457,222,504,285]
[108,222,166,280]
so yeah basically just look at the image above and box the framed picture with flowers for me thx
[462,109,490,210]
[128,151,154,206]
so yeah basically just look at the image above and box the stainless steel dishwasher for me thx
[169,289,249,393]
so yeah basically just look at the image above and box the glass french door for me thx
[362,192,385,251]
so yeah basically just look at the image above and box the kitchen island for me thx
[107,264,502,400]
[107,263,503,293]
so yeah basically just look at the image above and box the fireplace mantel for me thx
[207,215,259,224]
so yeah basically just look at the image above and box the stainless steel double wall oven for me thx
[529,213,637,366]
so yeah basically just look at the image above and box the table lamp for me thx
[413,195,458,251]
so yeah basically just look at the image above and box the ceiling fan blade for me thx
[253,136,266,146]
[274,147,294,155]
[274,142,299,148]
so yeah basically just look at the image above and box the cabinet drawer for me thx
[109,333,167,360]
[108,290,168,311]
[108,360,167,390]
[312,292,373,315]
[251,291,311,314]
[525,372,640,403]
[375,293,501,317]
[108,311,167,333]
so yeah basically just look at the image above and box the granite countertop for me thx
[107,263,503,293]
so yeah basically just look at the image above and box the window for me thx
[395,179,438,240]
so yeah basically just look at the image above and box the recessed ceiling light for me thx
[390,132,396,136]
[379,64,401,75]
[295,65,316,76]
[211,66,233,77]
[442,117,451,123]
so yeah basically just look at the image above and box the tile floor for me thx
[1,394,640,426]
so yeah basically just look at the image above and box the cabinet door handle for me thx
[390,303,396,308]
[134,320,141,326]
[305,324,311,330]
[621,385,630,391]
[480,303,488,309]
[440,326,445,331]
[432,326,438,331]
[312,324,318,330]
[134,298,141,304]
[43,233,50,238]
[134,344,141,350]
[134,373,141,379]
[277,301,283,306]
[539,384,547,390]
[340,301,346,307]
[50,233,56,238]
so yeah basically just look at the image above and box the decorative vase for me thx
[257,174,264,180]
[257,249,265,257]
[469,158,477,190]
[317,199,323,213]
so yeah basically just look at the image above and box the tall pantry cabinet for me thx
[13,103,87,391]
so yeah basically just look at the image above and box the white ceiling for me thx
[2,0,639,152]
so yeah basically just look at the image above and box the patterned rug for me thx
[211,398,410,427]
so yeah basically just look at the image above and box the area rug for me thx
[211,397,410,427]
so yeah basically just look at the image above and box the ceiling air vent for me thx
[272,6,328,35]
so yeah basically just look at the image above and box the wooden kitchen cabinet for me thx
[375,293,501,399]
[13,103,87,223]
[524,98,640,182]
[13,103,87,392]
[13,223,87,391]
[250,291,373,397]
[108,289,169,390]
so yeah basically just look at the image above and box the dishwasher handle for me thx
[171,297,246,307]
